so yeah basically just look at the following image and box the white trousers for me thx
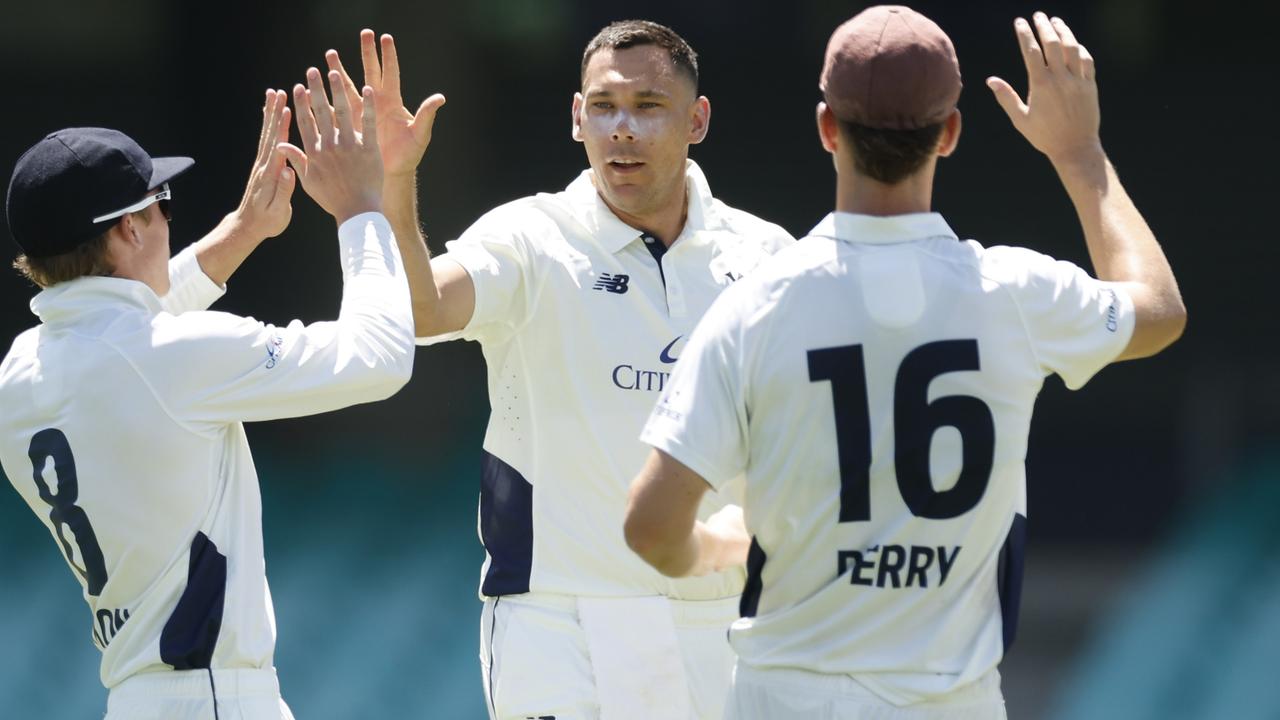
[480,593,739,720]
[726,664,1007,720]
[105,667,295,720]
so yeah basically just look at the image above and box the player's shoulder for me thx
[970,241,1087,291]
[459,195,561,243]
[712,235,839,324]
[768,232,853,281]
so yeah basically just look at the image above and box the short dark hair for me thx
[838,119,945,184]
[581,20,699,90]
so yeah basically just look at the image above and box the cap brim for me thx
[149,156,195,190]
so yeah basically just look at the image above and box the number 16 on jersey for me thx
[808,339,994,587]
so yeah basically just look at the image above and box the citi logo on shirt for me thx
[612,336,682,392]
[593,273,630,294]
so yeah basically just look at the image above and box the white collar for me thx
[560,159,720,254]
[30,275,163,326]
[808,211,959,246]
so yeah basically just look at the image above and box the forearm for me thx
[634,517,749,578]
[642,523,711,578]
[384,173,442,337]
[1053,147,1185,355]
[189,213,268,287]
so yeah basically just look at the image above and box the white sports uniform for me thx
[641,212,1135,718]
[0,214,413,719]
[421,161,793,719]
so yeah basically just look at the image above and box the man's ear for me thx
[689,96,711,145]
[937,109,962,158]
[816,102,840,154]
[111,214,145,249]
[571,92,585,142]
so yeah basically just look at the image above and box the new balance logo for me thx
[593,273,630,294]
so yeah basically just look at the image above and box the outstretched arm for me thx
[624,450,750,578]
[189,88,297,286]
[163,90,296,314]
[987,12,1185,360]
[324,30,475,338]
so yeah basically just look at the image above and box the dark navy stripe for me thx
[739,537,767,618]
[640,233,667,288]
[160,531,226,670]
[996,513,1028,653]
[479,451,534,596]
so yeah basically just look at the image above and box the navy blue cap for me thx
[5,128,193,258]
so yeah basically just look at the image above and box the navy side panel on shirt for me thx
[740,538,767,618]
[996,513,1028,653]
[480,451,534,596]
[160,532,226,670]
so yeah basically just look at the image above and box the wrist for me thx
[333,202,384,226]
[385,168,419,187]
[222,210,269,247]
[1047,140,1107,174]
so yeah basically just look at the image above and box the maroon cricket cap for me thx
[820,5,961,130]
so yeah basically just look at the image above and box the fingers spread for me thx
[381,34,403,99]
[1032,12,1063,71]
[326,49,364,112]
[1014,17,1046,79]
[1051,17,1085,76]
[360,29,382,89]
[267,106,292,175]
[254,89,276,165]
[305,67,336,143]
[292,83,321,152]
[330,69,355,140]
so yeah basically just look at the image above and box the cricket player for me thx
[625,7,1185,719]
[316,19,793,719]
[0,76,413,719]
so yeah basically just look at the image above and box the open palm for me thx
[326,30,446,178]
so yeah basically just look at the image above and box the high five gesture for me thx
[989,12,1185,360]
[279,68,384,225]
[326,30,447,177]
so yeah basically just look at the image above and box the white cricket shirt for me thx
[422,161,793,600]
[0,213,414,689]
[642,212,1135,704]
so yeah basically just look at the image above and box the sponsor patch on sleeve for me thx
[1104,289,1120,333]
[265,333,284,369]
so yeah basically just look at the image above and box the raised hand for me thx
[325,29,446,178]
[986,12,1102,163]
[278,68,384,225]
[235,89,296,239]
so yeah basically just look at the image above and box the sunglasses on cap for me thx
[92,183,172,224]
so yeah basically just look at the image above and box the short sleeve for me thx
[640,284,751,490]
[416,206,534,346]
[998,247,1135,390]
